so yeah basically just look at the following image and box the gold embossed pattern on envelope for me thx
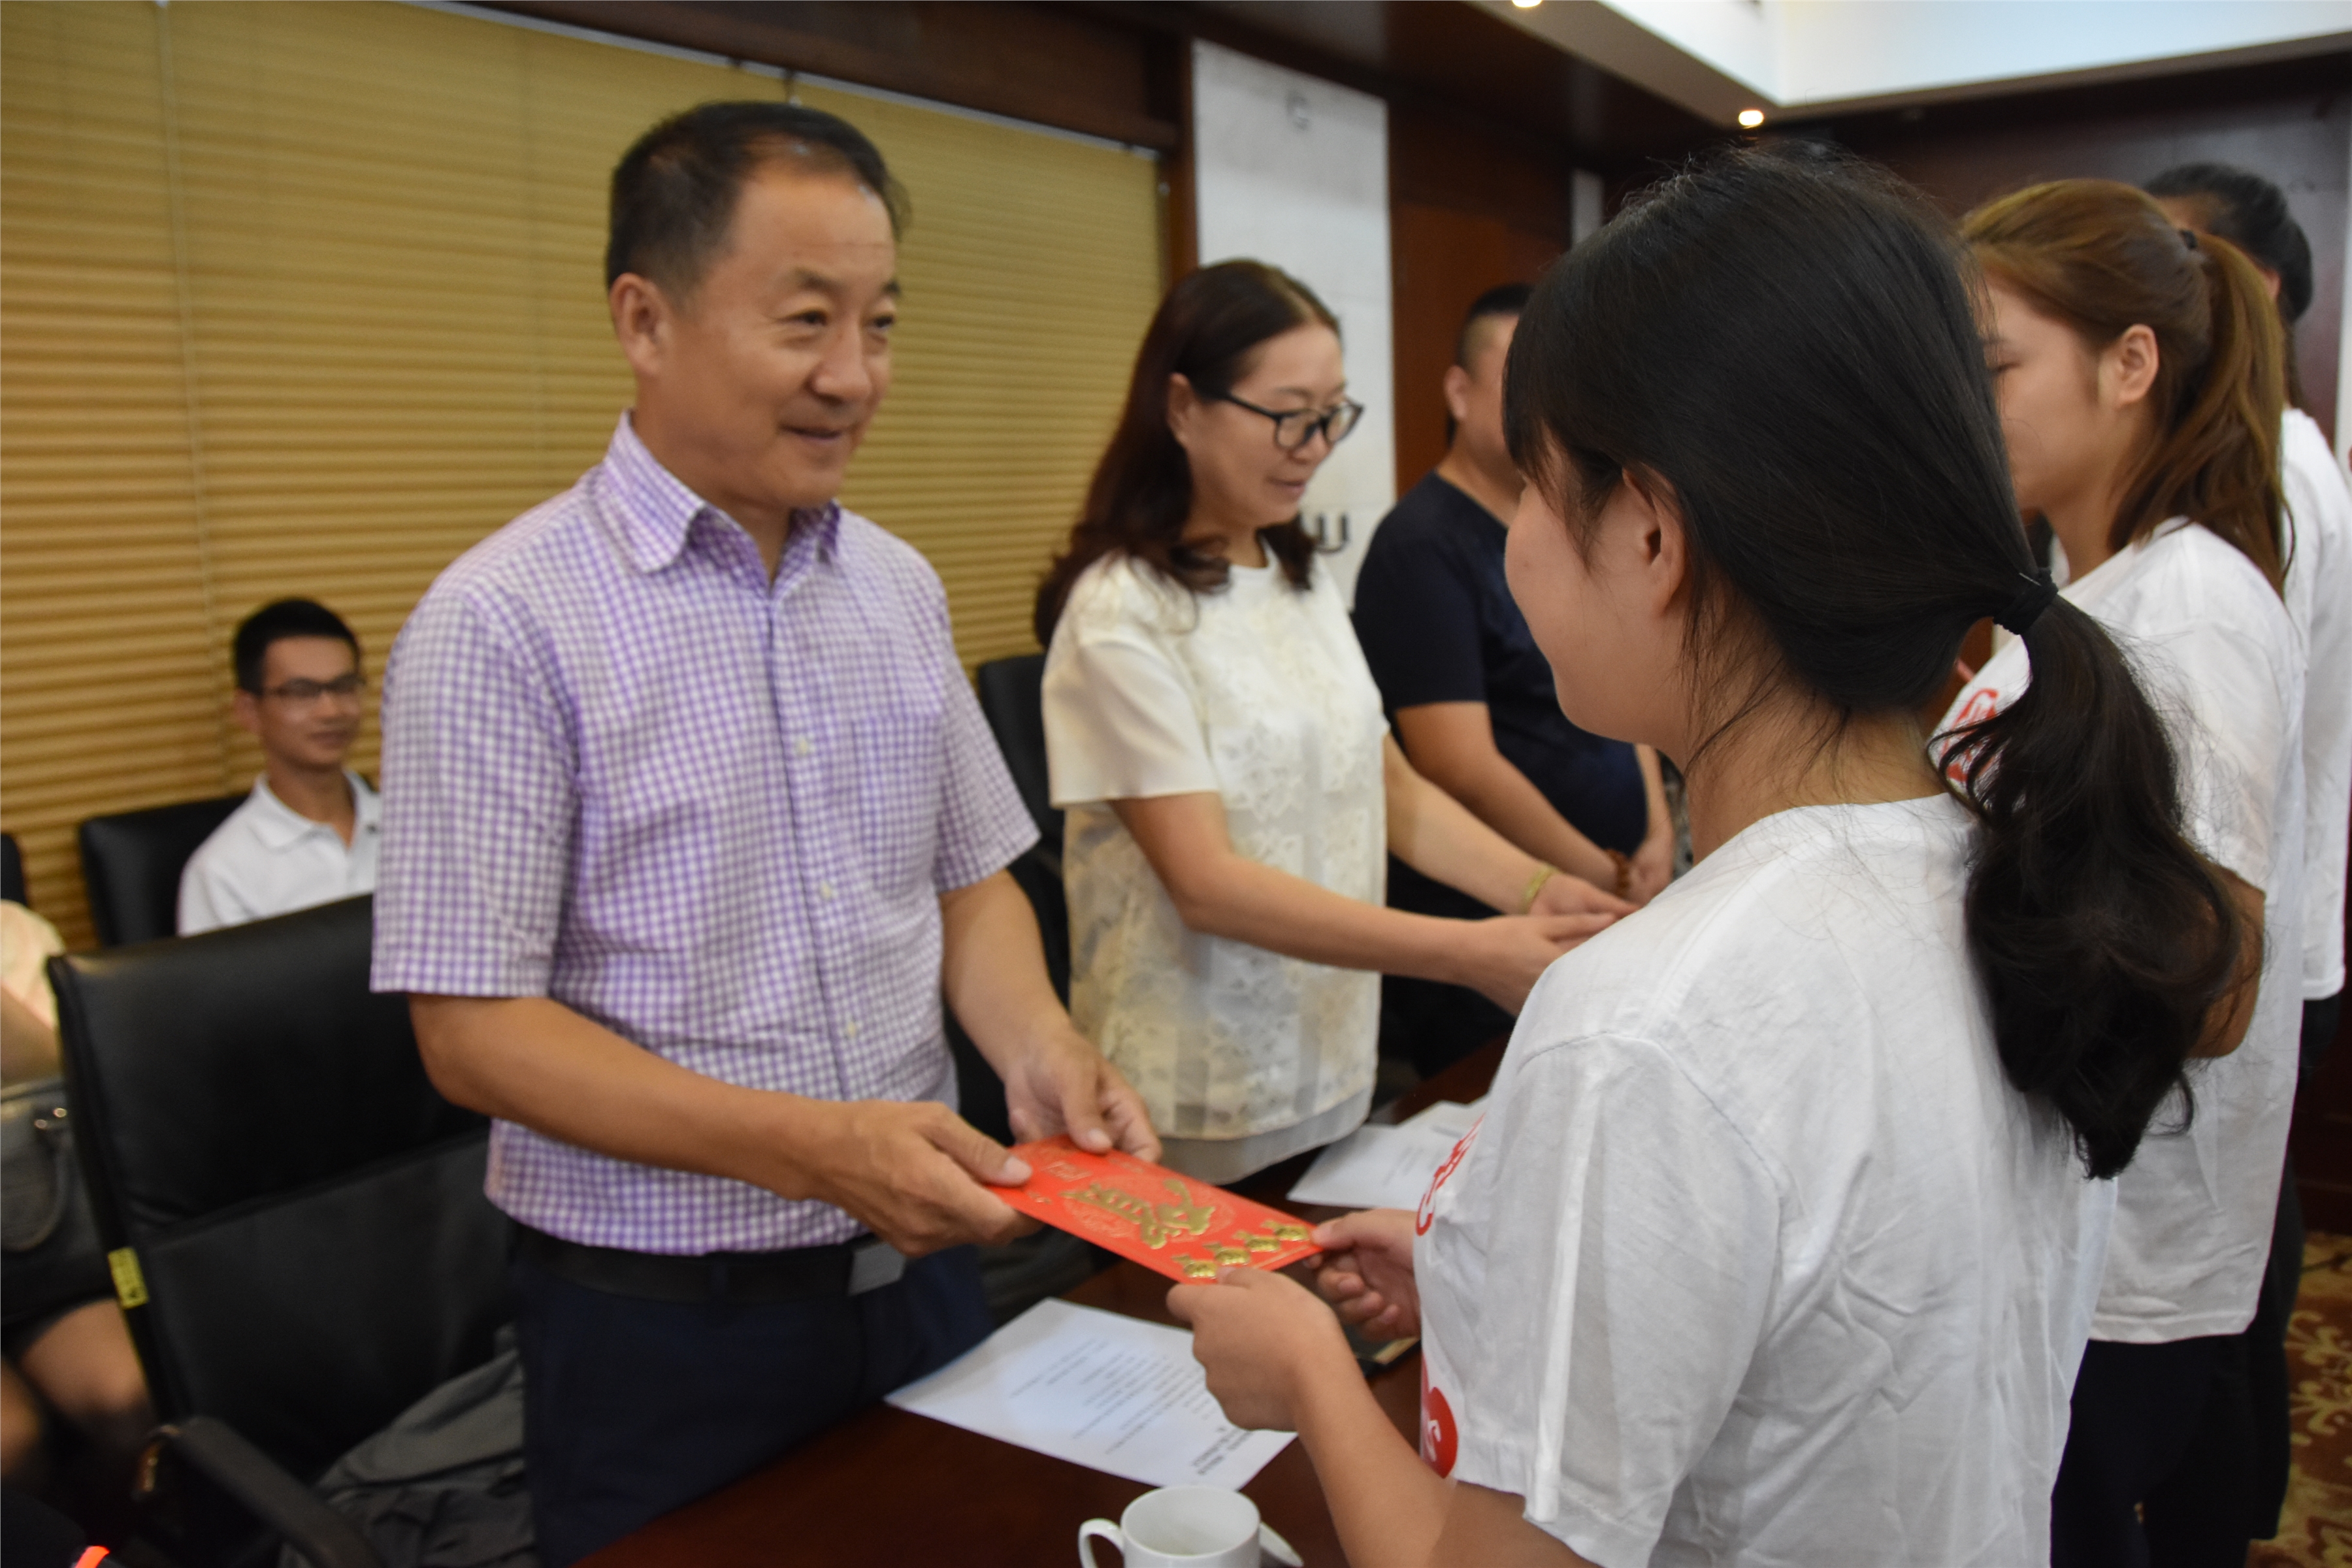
[988,1136,1321,1281]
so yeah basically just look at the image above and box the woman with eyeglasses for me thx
[1034,261,1630,1183]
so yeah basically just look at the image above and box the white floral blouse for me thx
[1043,548,1386,1175]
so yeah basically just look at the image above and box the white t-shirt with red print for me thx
[1414,795,2112,1568]
[1941,517,2303,1344]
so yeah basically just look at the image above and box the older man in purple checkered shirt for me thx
[370,102,1156,1563]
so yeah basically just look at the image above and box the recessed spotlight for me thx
[1738,108,1766,129]
[1511,0,1542,9]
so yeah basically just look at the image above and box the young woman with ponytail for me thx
[1954,179,2304,1568]
[2149,163,2349,1078]
[1164,149,2236,1567]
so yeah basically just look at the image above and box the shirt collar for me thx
[249,771,376,851]
[598,414,843,578]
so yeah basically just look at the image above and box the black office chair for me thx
[3,832,27,907]
[955,654,1075,1146]
[958,650,1074,1120]
[942,701,1093,1316]
[974,654,1060,876]
[76,793,246,945]
[50,896,508,1567]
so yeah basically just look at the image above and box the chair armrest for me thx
[143,1417,384,1568]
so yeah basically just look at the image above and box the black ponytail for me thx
[1947,602,2238,1174]
[1505,148,2240,1178]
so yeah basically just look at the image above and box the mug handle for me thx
[1260,1522,1304,1567]
[1077,1518,1124,1568]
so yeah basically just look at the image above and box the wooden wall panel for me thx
[1388,202,1561,495]
[1386,103,1569,497]
[1816,56,2351,439]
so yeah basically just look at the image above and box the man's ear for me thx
[1441,364,1473,427]
[2104,323,2161,412]
[231,689,261,738]
[610,272,675,379]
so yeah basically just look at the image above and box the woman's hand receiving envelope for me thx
[1169,1267,1355,1434]
[1312,1209,1422,1339]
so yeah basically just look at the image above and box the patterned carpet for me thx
[2253,1234,2352,1566]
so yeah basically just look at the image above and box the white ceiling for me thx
[1483,0,2352,126]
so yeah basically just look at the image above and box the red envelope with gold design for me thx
[987,1136,1322,1281]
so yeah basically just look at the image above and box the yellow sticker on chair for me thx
[107,1247,148,1309]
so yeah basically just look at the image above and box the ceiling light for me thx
[1511,0,1542,9]
[1738,108,1766,128]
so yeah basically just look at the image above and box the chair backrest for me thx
[78,794,246,945]
[975,654,1059,861]
[2,832,25,907]
[50,895,508,1483]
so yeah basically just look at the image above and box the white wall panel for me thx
[1191,39,1393,602]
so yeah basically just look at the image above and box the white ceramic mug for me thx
[1077,1486,1302,1567]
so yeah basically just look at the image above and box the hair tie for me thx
[2179,227,2200,251]
[1995,570,2058,636]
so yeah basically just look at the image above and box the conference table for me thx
[584,1042,1504,1567]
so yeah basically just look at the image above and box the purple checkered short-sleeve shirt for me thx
[372,416,1037,1252]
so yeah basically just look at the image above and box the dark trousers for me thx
[2051,1335,2255,1568]
[2246,991,2344,1535]
[512,1243,991,1565]
[2247,1148,2302,1540]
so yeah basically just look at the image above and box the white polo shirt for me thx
[177,771,381,935]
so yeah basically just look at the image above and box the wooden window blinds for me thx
[1,1,1164,946]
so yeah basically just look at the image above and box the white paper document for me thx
[1401,1096,1486,1141]
[1284,1120,1463,1211]
[885,1298,1295,1489]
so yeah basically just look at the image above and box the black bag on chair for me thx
[0,1076,110,1333]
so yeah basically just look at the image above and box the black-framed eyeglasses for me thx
[259,673,367,705]
[1213,393,1364,451]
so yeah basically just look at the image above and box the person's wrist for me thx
[1517,859,1560,915]
[1433,918,1482,988]
[1566,843,1617,889]
[1603,849,1633,900]
[756,1090,847,1205]
[1291,1324,1388,1450]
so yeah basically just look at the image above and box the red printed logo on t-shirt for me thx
[1420,1362,1459,1477]
[1942,687,2002,785]
[1416,1118,1482,1236]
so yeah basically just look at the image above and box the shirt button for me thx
[819,882,836,901]
[843,1020,861,1039]
[795,737,813,757]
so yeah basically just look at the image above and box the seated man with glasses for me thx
[178,598,379,934]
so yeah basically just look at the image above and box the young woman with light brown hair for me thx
[1952,178,2304,1568]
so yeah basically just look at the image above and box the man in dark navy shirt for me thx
[1354,284,1672,1075]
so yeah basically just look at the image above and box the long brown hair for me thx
[1034,261,1335,645]
[1963,179,2287,593]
